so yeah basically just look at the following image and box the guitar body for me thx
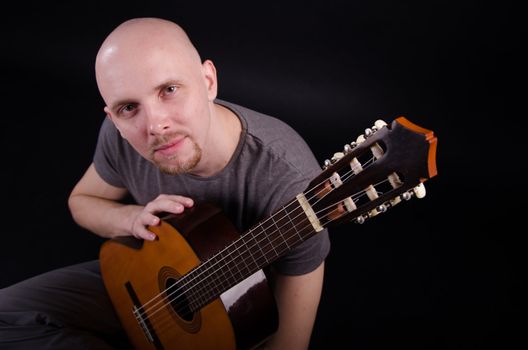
[100,203,278,350]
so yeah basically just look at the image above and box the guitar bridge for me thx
[125,281,163,349]
[133,305,155,344]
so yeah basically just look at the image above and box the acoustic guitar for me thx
[100,117,438,349]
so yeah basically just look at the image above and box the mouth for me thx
[153,136,187,157]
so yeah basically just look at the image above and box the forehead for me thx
[98,46,197,104]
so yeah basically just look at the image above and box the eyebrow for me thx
[109,80,182,112]
[153,79,181,91]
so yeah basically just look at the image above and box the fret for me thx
[212,252,233,290]
[221,250,239,285]
[270,214,290,250]
[183,270,203,312]
[284,204,303,241]
[238,233,260,270]
[248,225,270,265]
[258,220,279,259]
[223,245,244,283]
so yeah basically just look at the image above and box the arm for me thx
[265,262,325,350]
[68,163,193,240]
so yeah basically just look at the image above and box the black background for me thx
[1,1,523,349]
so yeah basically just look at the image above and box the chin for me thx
[157,156,201,175]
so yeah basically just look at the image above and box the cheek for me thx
[116,122,150,154]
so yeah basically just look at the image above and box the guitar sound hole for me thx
[165,277,194,322]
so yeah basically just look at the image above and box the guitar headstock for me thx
[305,117,438,228]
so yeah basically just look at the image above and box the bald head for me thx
[95,18,203,103]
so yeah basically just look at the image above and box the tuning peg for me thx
[323,159,332,169]
[376,204,388,213]
[364,128,373,138]
[399,183,426,201]
[344,144,352,154]
[356,134,366,144]
[369,202,389,218]
[401,192,412,201]
[355,215,366,224]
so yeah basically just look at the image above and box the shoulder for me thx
[99,116,119,137]
[217,99,318,174]
[95,116,121,148]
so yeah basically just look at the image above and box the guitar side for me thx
[99,203,278,349]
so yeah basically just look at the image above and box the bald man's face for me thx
[97,40,217,175]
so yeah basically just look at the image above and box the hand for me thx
[130,194,193,241]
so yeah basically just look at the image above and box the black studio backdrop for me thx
[1,1,523,349]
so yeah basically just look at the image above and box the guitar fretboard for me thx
[179,197,317,311]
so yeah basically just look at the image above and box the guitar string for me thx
[138,157,386,330]
[148,177,391,336]
[134,154,379,325]
[145,176,391,335]
[153,216,323,335]
[136,156,380,331]
[133,153,376,322]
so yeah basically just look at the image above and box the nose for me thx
[146,103,172,135]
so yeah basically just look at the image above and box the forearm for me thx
[266,262,325,349]
[68,193,141,238]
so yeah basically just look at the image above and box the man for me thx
[0,17,330,349]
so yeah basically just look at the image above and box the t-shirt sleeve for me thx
[265,130,331,276]
[93,118,126,188]
[270,174,331,276]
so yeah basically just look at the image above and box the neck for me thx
[190,102,242,177]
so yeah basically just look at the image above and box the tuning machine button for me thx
[399,183,427,201]
[374,120,387,130]
[332,152,344,162]
[413,183,426,198]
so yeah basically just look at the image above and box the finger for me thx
[176,196,194,207]
[145,198,192,215]
[130,213,159,240]
[135,226,157,241]
[155,195,194,207]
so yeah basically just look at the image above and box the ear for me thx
[202,60,218,101]
[103,106,112,119]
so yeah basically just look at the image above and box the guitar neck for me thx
[173,117,438,313]
[180,197,317,311]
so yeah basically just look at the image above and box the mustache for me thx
[149,133,188,150]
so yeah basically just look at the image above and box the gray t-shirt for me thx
[93,99,330,275]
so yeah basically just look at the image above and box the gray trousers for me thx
[0,260,131,349]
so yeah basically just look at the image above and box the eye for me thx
[163,85,178,96]
[118,103,137,116]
